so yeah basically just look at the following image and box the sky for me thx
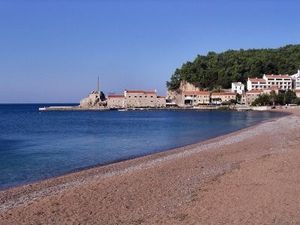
[0,0,299,103]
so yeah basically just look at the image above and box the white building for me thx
[231,82,245,94]
[291,70,300,90]
[247,74,292,91]
[247,78,268,91]
[263,74,292,90]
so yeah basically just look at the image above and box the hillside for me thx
[167,44,300,91]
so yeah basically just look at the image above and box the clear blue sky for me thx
[0,0,299,103]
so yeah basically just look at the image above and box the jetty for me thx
[39,77,108,112]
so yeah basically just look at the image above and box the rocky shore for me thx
[1,108,300,225]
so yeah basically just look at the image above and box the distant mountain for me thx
[167,44,300,91]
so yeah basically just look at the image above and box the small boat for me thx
[38,107,47,111]
[118,109,128,112]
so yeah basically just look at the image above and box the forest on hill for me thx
[166,45,300,91]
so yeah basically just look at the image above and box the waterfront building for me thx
[245,90,263,105]
[247,74,292,91]
[182,91,210,106]
[107,90,166,108]
[211,92,236,105]
[247,78,268,91]
[231,82,245,94]
[291,70,300,90]
[263,74,292,90]
[106,95,125,108]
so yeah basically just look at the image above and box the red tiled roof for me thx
[108,95,124,98]
[183,91,210,95]
[248,77,266,83]
[246,90,263,94]
[211,92,236,96]
[265,74,290,79]
[125,90,156,94]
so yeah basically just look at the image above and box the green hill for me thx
[167,44,300,91]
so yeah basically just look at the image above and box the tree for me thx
[251,94,271,106]
[167,44,300,91]
[284,90,297,104]
[269,90,277,106]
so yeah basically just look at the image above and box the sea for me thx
[0,104,284,189]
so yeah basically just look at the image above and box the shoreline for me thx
[1,108,299,224]
[0,110,288,192]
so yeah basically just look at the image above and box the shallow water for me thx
[0,104,284,189]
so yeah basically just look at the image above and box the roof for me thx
[232,82,244,86]
[108,95,124,98]
[248,77,266,83]
[211,92,236,96]
[246,90,263,94]
[125,90,156,94]
[183,91,210,95]
[264,74,291,79]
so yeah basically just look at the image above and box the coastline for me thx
[1,108,299,224]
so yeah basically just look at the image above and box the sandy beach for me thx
[1,108,300,225]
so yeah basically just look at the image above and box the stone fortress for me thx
[79,77,166,109]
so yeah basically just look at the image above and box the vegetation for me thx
[251,90,299,106]
[167,45,300,91]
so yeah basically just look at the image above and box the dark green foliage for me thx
[284,89,297,104]
[275,92,285,105]
[167,45,300,90]
[251,94,271,106]
[252,90,299,106]
[292,98,300,105]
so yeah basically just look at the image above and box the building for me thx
[295,90,300,98]
[247,74,292,91]
[106,95,125,108]
[231,82,245,94]
[107,90,166,108]
[211,92,236,105]
[247,78,268,91]
[291,70,300,90]
[263,74,292,90]
[245,90,263,105]
[182,91,210,106]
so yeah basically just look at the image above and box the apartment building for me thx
[247,78,268,91]
[211,92,236,104]
[291,70,300,90]
[247,74,292,91]
[263,74,292,90]
[182,91,210,106]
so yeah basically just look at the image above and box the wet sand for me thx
[1,108,300,225]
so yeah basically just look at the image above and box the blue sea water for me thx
[0,104,284,189]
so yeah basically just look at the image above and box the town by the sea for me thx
[0,104,285,189]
